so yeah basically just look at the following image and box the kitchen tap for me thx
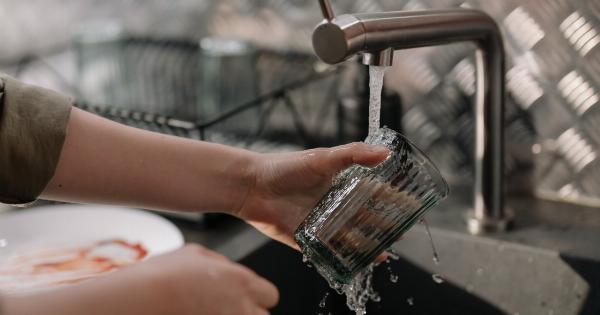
[314,0,511,234]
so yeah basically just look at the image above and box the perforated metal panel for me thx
[236,0,599,206]
[1,0,598,205]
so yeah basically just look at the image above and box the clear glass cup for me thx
[294,127,449,284]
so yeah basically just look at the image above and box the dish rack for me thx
[74,36,347,150]
[72,37,349,222]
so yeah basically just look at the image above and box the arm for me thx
[42,107,256,214]
[1,78,388,315]
[3,244,279,315]
[42,106,388,235]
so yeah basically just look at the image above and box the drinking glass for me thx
[294,127,449,284]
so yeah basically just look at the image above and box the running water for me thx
[368,66,386,135]
[304,66,398,315]
[422,219,440,264]
[335,65,384,314]
[312,263,380,315]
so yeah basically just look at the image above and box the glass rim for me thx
[369,126,450,198]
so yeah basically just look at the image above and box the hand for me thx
[3,244,278,315]
[235,142,388,250]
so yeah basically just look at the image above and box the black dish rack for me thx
[73,36,347,150]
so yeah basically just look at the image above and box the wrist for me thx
[226,149,261,216]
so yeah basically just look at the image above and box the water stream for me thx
[311,65,443,314]
[368,66,386,135]
[315,65,388,315]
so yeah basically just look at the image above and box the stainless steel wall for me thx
[210,0,600,207]
[1,0,599,206]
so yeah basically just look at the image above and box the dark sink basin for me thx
[240,241,505,315]
[240,224,600,315]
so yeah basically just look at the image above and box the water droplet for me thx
[390,274,399,283]
[423,218,441,265]
[548,310,554,315]
[406,297,414,306]
[527,256,534,263]
[371,294,381,303]
[466,284,474,292]
[0,239,6,248]
[432,273,445,284]
[514,312,520,315]
[476,268,484,276]
[386,249,400,261]
[319,292,329,308]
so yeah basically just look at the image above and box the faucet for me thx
[314,0,512,234]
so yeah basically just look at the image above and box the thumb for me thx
[320,142,388,175]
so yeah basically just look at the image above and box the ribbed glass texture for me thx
[295,127,449,284]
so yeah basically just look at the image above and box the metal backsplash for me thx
[205,0,600,206]
[1,0,599,206]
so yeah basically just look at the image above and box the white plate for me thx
[0,205,184,293]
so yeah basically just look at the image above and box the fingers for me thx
[184,243,228,261]
[254,309,271,315]
[321,142,388,174]
[183,243,278,308]
[245,274,279,308]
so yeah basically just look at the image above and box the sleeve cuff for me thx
[0,74,72,205]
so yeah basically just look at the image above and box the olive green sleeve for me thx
[0,74,72,205]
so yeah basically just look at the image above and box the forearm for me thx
[2,270,167,315]
[41,107,257,214]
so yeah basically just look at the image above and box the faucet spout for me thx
[312,6,512,234]
[362,48,394,66]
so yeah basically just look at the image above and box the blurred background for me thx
[1,0,598,209]
[1,1,599,314]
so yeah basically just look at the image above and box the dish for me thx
[0,205,184,293]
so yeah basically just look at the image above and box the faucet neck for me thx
[312,9,510,233]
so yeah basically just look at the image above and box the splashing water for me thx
[368,66,386,135]
[319,292,329,308]
[406,297,414,306]
[386,248,401,261]
[432,273,445,284]
[315,264,380,315]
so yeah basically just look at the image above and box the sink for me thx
[239,225,600,315]
[178,192,600,315]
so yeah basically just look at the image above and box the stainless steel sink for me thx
[239,225,599,315]
[180,188,600,315]
[240,240,506,315]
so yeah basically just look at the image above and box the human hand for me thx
[235,142,388,250]
[3,244,278,315]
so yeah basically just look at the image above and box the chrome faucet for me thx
[314,0,512,234]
